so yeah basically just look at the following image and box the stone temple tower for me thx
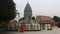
[24,2,32,24]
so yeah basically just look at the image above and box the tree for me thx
[57,22,60,28]
[53,16,60,27]
[0,0,16,31]
[0,0,16,22]
[53,16,59,22]
[32,16,35,20]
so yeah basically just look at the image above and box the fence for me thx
[0,24,41,31]
[0,24,52,31]
[0,24,19,31]
[22,24,41,31]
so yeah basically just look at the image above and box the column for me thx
[35,24,37,30]
[25,24,27,30]
[12,24,14,30]
[45,24,48,30]
[32,24,34,30]
[29,24,31,30]
[48,24,51,29]
[38,24,40,30]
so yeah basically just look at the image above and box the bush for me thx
[57,23,60,28]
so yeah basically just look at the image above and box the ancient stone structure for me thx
[24,3,32,24]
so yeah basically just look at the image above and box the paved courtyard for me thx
[1,27,60,34]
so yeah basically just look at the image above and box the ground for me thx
[0,27,60,34]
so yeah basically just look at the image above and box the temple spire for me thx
[25,2,31,8]
[24,2,32,23]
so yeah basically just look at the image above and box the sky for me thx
[13,0,60,18]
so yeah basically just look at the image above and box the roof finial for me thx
[27,1,29,4]
[27,0,29,3]
[27,0,30,4]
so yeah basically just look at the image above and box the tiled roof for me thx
[9,20,18,25]
[35,16,54,23]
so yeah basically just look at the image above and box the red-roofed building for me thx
[8,20,18,31]
[35,16,55,30]
[9,20,18,25]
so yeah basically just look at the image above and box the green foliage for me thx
[57,22,60,27]
[53,16,60,22]
[53,16,60,27]
[19,17,24,21]
[0,0,16,22]
[32,16,35,20]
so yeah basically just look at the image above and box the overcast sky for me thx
[13,0,60,18]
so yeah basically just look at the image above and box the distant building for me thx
[8,20,18,31]
[24,2,32,24]
[9,20,18,25]
[35,16,55,30]
[19,2,55,31]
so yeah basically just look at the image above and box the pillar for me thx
[48,24,51,29]
[45,24,48,30]
[38,24,40,30]
[32,24,34,30]
[29,24,31,30]
[35,24,37,30]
